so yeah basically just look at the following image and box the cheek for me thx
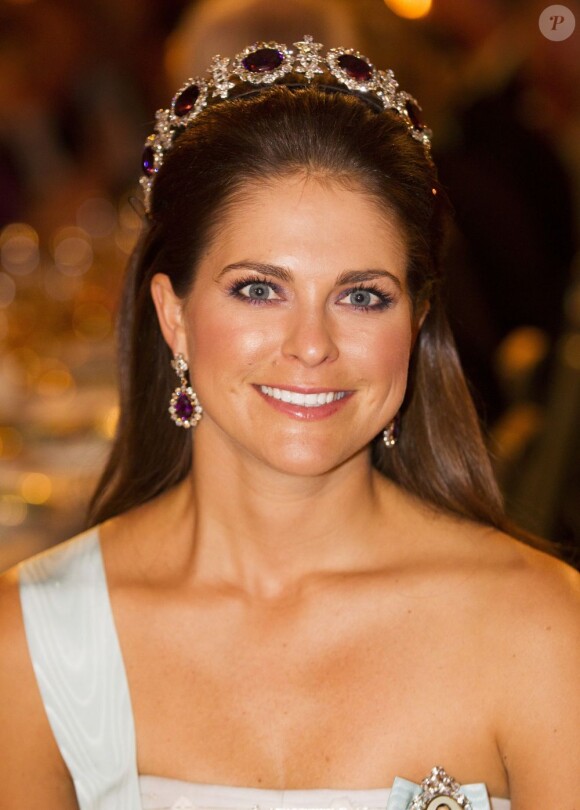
[345,316,413,380]
[186,305,274,373]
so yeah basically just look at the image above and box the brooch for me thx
[408,767,473,810]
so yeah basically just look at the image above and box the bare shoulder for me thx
[476,528,580,678]
[414,500,579,610]
[463,530,580,805]
[424,517,580,803]
[443,517,580,647]
[0,563,78,806]
[474,528,579,630]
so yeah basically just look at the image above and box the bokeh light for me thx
[53,227,94,276]
[36,363,75,398]
[21,472,53,505]
[0,223,40,275]
[0,495,27,528]
[383,0,432,19]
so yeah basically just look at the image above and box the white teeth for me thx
[260,386,347,408]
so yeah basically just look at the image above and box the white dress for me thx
[19,529,511,810]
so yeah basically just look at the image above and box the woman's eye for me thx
[240,282,278,301]
[341,288,390,309]
[350,290,374,307]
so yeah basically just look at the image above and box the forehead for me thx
[202,173,408,280]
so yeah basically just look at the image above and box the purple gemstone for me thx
[175,392,193,420]
[242,48,284,73]
[337,54,372,83]
[174,84,200,117]
[405,99,425,130]
[142,144,155,176]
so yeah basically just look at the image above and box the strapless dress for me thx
[139,774,511,810]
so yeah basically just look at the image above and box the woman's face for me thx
[154,173,419,477]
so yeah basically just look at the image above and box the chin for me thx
[256,442,368,479]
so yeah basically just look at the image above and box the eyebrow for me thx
[217,261,402,290]
[335,269,402,290]
[217,261,293,283]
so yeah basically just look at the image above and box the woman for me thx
[1,37,578,810]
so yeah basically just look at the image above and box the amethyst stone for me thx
[405,99,425,130]
[337,54,372,83]
[175,391,193,420]
[242,48,284,73]
[142,144,156,176]
[174,84,200,117]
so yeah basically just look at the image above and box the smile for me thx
[259,386,347,408]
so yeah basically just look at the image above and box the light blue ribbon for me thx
[386,777,491,810]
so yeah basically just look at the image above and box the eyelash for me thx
[227,276,283,305]
[226,276,394,311]
[338,284,394,312]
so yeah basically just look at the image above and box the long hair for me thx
[88,83,534,543]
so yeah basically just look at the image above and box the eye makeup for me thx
[226,274,396,311]
[226,275,284,305]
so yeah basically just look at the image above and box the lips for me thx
[254,384,353,420]
[259,385,347,408]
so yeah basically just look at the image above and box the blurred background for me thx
[0,0,579,570]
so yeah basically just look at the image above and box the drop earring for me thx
[383,416,399,448]
[168,354,202,429]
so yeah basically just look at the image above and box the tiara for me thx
[140,35,432,214]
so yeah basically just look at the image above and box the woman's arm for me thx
[0,569,79,808]
[496,553,580,808]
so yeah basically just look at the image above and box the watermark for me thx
[539,4,576,40]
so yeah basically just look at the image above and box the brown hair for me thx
[88,83,528,541]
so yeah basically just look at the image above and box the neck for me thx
[164,426,398,598]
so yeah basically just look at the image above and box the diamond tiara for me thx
[140,35,432,214]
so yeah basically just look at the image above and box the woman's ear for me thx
[150,274,187,356]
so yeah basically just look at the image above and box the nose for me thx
[281,305,339,367]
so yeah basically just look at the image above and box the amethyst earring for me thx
[383,417,399,448]
[168,354,202,429]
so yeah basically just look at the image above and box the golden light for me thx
[383,0,432,19]
[21,473,53,505]
[52,226,93,276]
[495,327,549,378]
[0,495,27,528]
[99,405,120,439]
[36,366,75,397]
[0,223,40,275]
